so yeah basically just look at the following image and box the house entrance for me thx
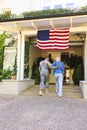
[30,43,83,85]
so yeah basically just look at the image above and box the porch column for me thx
[84,32,87,80]
[20,34,25,80]
[17,32,21,80]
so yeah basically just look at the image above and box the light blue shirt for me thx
[52,61,64,75]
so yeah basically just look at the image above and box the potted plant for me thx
[11,70,17,80]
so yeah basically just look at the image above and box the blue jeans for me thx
[40,73,49,90]
[54,73,63,96]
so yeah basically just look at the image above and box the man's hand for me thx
[57,66,61,68]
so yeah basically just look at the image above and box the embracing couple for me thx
[39,56,64,98]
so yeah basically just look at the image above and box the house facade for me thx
[0,0,87,98]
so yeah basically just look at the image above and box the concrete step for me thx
[22,85,83,99]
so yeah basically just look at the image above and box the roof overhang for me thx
[0,13,87,36]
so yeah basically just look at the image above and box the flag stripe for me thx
[50,33,69,36]
[37,42,69,46]
[49,37,69,40]
[37,40,69,43]
[37,28,69,50]
[36,45,69,50]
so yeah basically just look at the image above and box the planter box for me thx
[0,79,35,95]
[80,80,87,99]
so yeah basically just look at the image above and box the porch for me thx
[0,12,87,98]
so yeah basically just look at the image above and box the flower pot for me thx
[12,75,16,80]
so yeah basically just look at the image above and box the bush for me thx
[65,55,84,85]
[73,64,84,85]
[66,55,83,69]
[31,57,44,84]
[2,68,11,79]
[0,69,3,81]
[31,62,40,84]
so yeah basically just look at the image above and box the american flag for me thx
[37,28,69,50]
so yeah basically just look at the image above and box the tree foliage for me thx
[0,11,11,20]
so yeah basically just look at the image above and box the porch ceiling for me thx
[0,14,87,35]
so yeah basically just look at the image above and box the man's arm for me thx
[50,62,58,69]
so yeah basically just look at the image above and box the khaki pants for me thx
[40,73,49,90]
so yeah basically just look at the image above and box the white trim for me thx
[17,33,21,80]
[20,34,25,80]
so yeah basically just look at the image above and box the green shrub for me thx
[65,55,84,85]
[31,57,44,84]
[66,55,83,69]
[21,8,73,18]
[31,62,40,84]
[2,68,11,79]
[73,64,84,85]
[0,69,3,81]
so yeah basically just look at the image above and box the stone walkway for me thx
[0,94,87,130]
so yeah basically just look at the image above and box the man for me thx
[52,57,64,97]
[39,56,51,96]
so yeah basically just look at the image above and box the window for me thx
[43,6,50,10]
[54,4,62,9]
[66,3,74,9]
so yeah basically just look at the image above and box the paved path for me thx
[0,94,87,130]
